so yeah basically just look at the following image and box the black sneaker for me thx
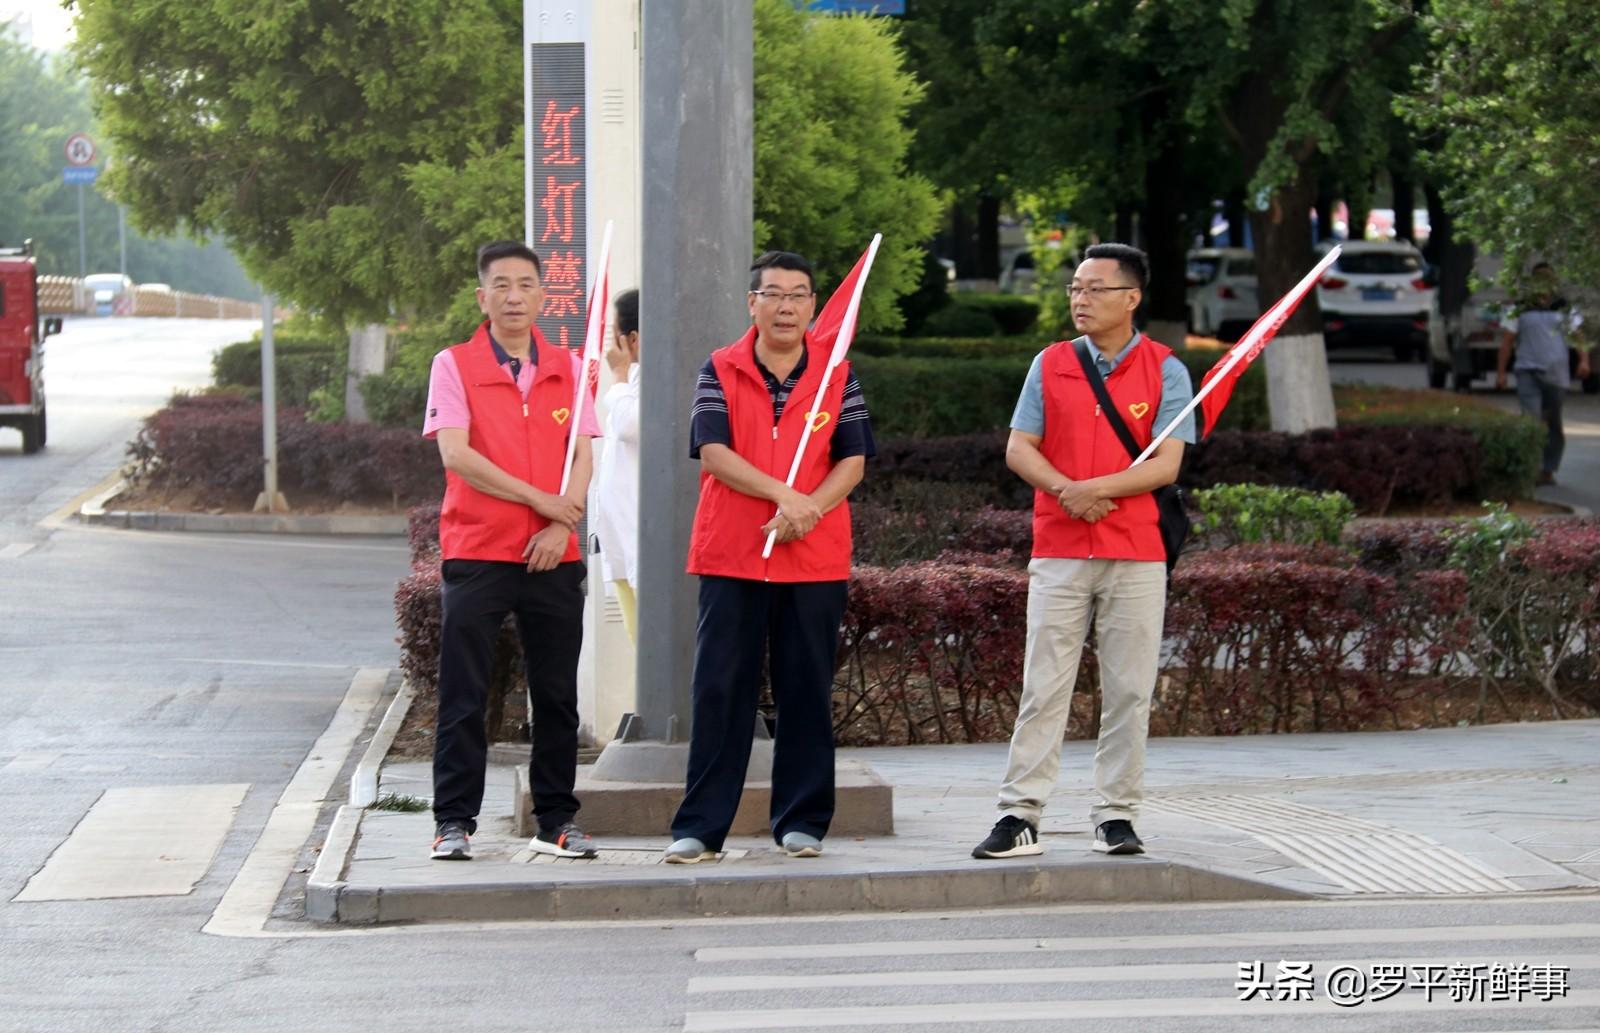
[972,815,1042,859]
[529,821,598,859]
[1093,819,1144,855]
[431,820,472,860]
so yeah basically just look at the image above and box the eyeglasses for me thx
[1068,285,1137,299]
[749,290,814,305]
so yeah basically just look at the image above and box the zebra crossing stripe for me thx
[694,923,1600,963]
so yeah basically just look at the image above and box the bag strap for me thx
[1072,338,1143,464]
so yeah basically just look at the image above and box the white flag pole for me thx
[1130,245,1343,466]
[761,233,882,559]
[559,219,613,495]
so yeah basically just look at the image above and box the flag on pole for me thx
[1133,246,1344,466]
[761,233,883,559]
[559,219,613,496]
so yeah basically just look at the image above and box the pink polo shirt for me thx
[423,347,602,440]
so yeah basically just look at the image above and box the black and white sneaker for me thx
[529,821,598,859]
[1093,819,1145,855]
[972,815,1042,859]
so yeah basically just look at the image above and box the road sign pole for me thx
[76,184,86,277]
[254,295,289,514]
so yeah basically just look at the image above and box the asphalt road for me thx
[0,324,1594,1032]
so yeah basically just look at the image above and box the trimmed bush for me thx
[957,295,1041,336]
[212,334,341,410]
[409,504,442,566]
[125,392,441,509]
[1193,484,1357,549]
[852,353,1031,437]
[919,302,1001,338]
[860,431,1028,510]
[852,334,1045,359]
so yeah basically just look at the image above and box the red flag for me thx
[808,240,877,365]
[1194,247,1343,439]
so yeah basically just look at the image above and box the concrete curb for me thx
[306,845,1308,925]
[349,681,415,808]
[305,805,362,923]
[79,502,407,536]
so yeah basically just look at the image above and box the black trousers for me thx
[671,576,848,851]
[433,559,584,835]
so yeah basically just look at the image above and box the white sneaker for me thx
[781,831,823,857]
[664,837,715,864]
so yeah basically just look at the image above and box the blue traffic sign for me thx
[63,166,99,185]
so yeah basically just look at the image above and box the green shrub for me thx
[1334,385,1544,500]
[212,333,343,410]
[1193,484,1357,549]
[919,303,1001,338]
[852,352,1031,437]
[954,294,1040,335]
[853,334,1046,359]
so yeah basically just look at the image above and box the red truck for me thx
[0,240,63,454]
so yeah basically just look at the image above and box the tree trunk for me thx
[1249,171,1336,432]
[951,203,976,280]
[1115,204,1135,245]
[1314,181,1337,243]
[1424,181,1474,320]
[1142,135,1189,348]
[977,194,1001,281]
[1391,170,1415,242]
[345,323,387,424]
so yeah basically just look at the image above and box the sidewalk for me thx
[308,718,1600,924]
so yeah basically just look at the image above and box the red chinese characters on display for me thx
[543,249,584,321]
[540,101,581,166]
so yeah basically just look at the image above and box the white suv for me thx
[1186,248,1259,339]
[1315,240,1436,361]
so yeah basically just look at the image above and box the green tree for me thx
[752,0,939,331]
[0,26,254,294]
[1403,0,1600,287]
[73,0,520,326]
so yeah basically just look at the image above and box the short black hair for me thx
[613,288,639,337]
[477,241,542,281]
[749,250,815,293]
[1081,243,1149,291]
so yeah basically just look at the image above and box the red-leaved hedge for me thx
[126,392,441,509]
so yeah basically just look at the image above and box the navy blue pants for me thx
[671,576,848,851]
[433,559,584,835]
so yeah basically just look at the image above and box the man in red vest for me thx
[421,241,602,862]
[972,243,1194,860]
[664,251,876,864]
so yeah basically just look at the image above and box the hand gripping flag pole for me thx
[559,219,614,496]
[761,233,883,560]
[1130,245,1343,467]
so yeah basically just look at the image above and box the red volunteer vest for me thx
[686,329,852,582]
[438,322,581,564]
[1032,335,1171,561]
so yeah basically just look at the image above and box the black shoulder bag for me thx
[1072,339,1190,573]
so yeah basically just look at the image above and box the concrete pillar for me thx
[590,0,752,781]
[1264,332,1338,433]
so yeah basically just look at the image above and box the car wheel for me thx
[20,409,44,454]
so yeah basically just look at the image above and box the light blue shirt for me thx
[1010,333,1197,444]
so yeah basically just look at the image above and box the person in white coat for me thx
[594,288,641,639]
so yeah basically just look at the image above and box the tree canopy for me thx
[0,26,252,294]
[74,0,938,331]
[1404,0,1600,287]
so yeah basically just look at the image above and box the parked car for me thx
[998,249,1036,294]
[1315,240,1436,361]
[1186,248,1260,340]
[1434,254,1599,393]
[82,272,133,316]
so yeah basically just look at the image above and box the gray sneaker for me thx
[431,820,472,860]
[781,831,823,857]
[664,837,715,864]
[528,821,598,858]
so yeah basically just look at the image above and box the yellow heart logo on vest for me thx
[552,407,571,425]
[1128,402,1150,420]
[806,411,831,432]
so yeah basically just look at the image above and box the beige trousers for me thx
[998,557,1167,828]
